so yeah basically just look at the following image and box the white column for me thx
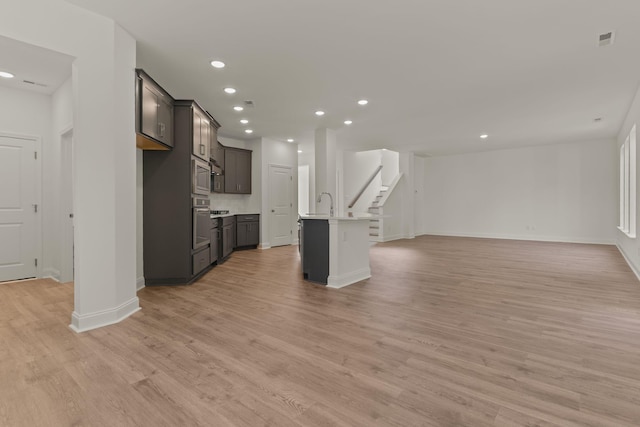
[70,23,140,332]
[399,151,416,239]
[314,128,337,214]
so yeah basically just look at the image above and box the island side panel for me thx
[301,219,329,284]
[327,219,372,288]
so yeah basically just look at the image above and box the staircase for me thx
[367,186,388,241]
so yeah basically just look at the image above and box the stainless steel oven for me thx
[193,197,210,250]
[192,156,211,195]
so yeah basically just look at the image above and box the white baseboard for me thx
[136,276,145,291]
[259,243,271,250]
[421,230,616,245]
[616,244,640,282]
[69,296,141,333]
[42,268,61,282]
[327,268,371,289]
[380,233,405,242]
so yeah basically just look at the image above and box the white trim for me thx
[421,231,615,245]
[259,243,271,250]
[327,267,371,289]
[380,233,405,242]
[69,296,141,333]
[42,268,61,282]
[136,276,145,291]
[616,244,640,283]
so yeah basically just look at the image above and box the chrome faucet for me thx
[317,192,334,217]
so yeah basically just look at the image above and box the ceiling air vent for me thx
[23,79,48,87]
[598,31,615,47]
[243,100,255,108]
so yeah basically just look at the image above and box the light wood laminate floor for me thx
[2,236,640,426]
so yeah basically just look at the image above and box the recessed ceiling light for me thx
[245,129,253,134]
[480,134,489,139]
[357,99,368,106]
[210,60,225,69]
[315,110,325,116]
[240,119,249,124]
[224,87,236,94]
[344,120,353,125]
[287,138,294,143]
[298,150,302,153]
[233,106,244,112]
[0,71,14,79]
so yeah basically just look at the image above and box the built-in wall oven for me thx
[193,197,210,250]
[192,156,211,195]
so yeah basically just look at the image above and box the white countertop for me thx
[210,213,259,219]
[300,212,380,220]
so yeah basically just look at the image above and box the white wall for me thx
[136,149,144,289]
[421,139,616,244]
[381,149,399,186]
[343,150,382,213]
[298,165,309,215]
[50,77,73,281]
[298,146,315,216]
[1,0,140,332]
[617,84,640,276]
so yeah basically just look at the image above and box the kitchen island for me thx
[299,213,376,288]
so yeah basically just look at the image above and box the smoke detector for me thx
[598,31,615,47]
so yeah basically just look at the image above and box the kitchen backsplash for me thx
[209,193,260,214]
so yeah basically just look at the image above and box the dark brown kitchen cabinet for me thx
[192,108,210,161]
[211,140,225,193]
[210,219,219,264]
[224,148,252,194]
[221,216,235,259]
[236,214,259,248]
[143,98,221,286]
[136,69,174,150]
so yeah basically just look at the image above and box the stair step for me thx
[369,225,380,230]
[369,231,379,236]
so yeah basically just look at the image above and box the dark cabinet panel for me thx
[136,69,174,149]
[221,216,236,259]
[300,219,329,285]
[236,214,260,248]
[192,108,210,161]
[224,148,252,194]
[210,223,219,264]
[192,246,210,276]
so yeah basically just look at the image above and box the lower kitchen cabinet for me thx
[221,216,235,259]
[210,220,219,264]
[192,246,210,276]
[236,214,260,248]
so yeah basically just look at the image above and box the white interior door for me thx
[269,165,293,247]
[60,130,74,283]
[0,135,38,282]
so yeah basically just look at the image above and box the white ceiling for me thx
[59,1,640,154]
[0,35,74,95]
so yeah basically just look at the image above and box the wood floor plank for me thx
[1,235,640,426]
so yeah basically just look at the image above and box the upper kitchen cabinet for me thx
[224,147,252,194]
[135,69,174,150]
[192,107,210,161]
